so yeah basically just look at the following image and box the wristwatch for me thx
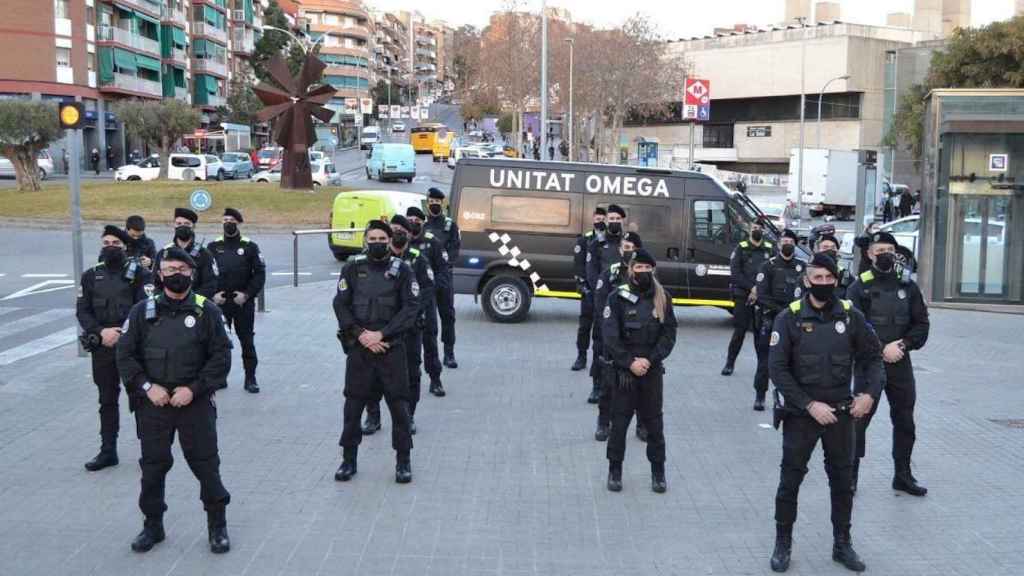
[141,382,152,392]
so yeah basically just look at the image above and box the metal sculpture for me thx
[255,53,335,189]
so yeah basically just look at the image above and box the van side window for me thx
[693,200,729,243]
[492,195,570,227]
[596,203,673,242]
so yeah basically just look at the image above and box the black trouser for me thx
[367,327,423,421]
[753,310,776,394]
[856,356,916,465]
[435,275,456,355]
[576,290,594,355]
[222,299,257,377]
[726,295,757,363]
[91,346,121,451]
[598,358,613,427]
[775,411,854,531]
[421,296,441,380]
[340,344,413,454]
[606,368,666,464]
[136,393,230,519]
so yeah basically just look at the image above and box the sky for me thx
[370,0,1016,38]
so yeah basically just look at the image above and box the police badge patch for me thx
[586,252,592,262]
[338,278,348,291]
[411,281,420,297]
[184,315,196,328]
[574,244,581,254]
[897,289,907,300]
[756,272,765,282]
[835,320,846,334]
[596,279,603,290]
[121,318,130,333]
[794,287,802,298]
[427,268,434,281]
[237,248,245,256]
[770,331,780,346]
[603,306,611,319]
[144,283,155,297]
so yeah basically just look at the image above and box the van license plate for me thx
[337,232,353,240]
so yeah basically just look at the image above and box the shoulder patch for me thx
[409,247,421,257]
[338,278,348,292]
[770,331,780,346]
[840,299,852,311]
[424,231,434,239]
[574,244,581,254]
[603,305,611,318]
[411,281,420,298]
[241,236,251,243]
[859,270,874,283]
[352,254,367,262]
[789,300,802,313]
[585,230,594,238]
[739,241,749,248]
[618,289,639,304]
[764,241,774,248]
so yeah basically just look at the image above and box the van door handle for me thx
[666,247,680,261]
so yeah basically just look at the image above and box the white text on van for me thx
[488,168,670,198]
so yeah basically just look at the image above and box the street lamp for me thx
[817,75,850,148]
[262,25,325,54]
[540,0,549,162]
[796,16,807,228]
[565,37,574,162]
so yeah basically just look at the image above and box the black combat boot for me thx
[893,462,927,496]
[571,351,587,371]
[754,390,766,411]
[651,462,667,494]
[721,360,735,376]
[851,458,860,496]
[429,378,446,397]
[334,447,357,482]
[832,528,866,572]
[607,461,623,492]
[396,453,412,484]
[594,418,609,442]
[587,379,600,404]
[361,409,381,435]
[635,422,648,442]
[443,351,458,369]
[207,506,230,554]
[130,517,165,553]
[770,523,792,573]
[244,372,259,394]
[84,439,118,471]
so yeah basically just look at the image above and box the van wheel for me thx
[128,175,141,181]
[365,167,371,180]
[481,275,531,323]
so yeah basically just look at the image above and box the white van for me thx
[114,154,208,181]
[360,126,380,150]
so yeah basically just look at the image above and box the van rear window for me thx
[491,196,570,227]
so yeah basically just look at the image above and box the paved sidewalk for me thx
[0,281,1021,576]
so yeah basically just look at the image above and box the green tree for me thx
[117,99,200,180]
[252,0,306,81]
[221,74,264,127]
[0,100,61,191]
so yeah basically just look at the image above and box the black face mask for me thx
[781,244,796,258]
[750,229,763,242]
[808,282,835,302]
[223,222,239,237]
[174,225,194,243]
[428,204,443,216]
[162,273,192,293]
[392,232,408,250]
[607,222,623,236]
[874,252,896,273]
[101,246,125,267]
[594,221,607,232]
[367,241,390,260]
[821,249,839,261]
[632,271,653,292]
[620,250,634,264]
[409,223,422,237]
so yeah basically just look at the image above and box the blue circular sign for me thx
[190,189,212,212]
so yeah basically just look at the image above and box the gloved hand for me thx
[213,291,227,305]
[233,292,248,306]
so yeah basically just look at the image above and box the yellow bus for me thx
[432,130,456,162]
[410,123,446,154]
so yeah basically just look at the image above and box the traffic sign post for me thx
[190,188,212,212]
[59,103,86,356]
[684,78,711,169]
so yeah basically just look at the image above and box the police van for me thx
[449,158,783,322]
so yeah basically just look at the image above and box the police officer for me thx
[424,187,460,369]
[362,215,434,436]
[406,206,446,396]
[815,234,853,300]
[722,220,774,376]
[153,208,217,297]
[76,225,153,471]
[847,231,930,496]
[125,215,156,270]
[753,229,805,411]
[586,204,627,404]
[333,220,418,484]
[571,207,606,371]
[768,253,883,573]
[602,249,677,493]
[208,208,267,394]
[116,247,232,554]
[593,231,641,442]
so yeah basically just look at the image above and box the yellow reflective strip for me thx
[671,298,735,307]
[534,289,582,299]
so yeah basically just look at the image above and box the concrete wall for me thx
[815,2,841,22]
[887,12,912,28]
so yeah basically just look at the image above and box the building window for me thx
[491,195,571,227]
[56,47,71,68]
[702,124,734,149]
[88,52,96,71]
[54,0,70,19]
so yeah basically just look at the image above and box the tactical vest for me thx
[425,217,455,259]
[859,270,911,343]
[736,241,773,287]
[351,256,402,329]
[91,263,139,326]
[142,294,207,386]
[787,299,855,403]
[210,236,252,292]
[767,257,805,307]
[596,236,622,274]
[616,285,662,356]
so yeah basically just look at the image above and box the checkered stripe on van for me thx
[488,232,549,292]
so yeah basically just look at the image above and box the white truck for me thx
[788,148,882,220]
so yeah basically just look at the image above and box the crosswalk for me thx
[0,307,78,367]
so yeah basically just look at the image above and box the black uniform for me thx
[769,296,882,539]
[76,260,152,456]
[847,268,930,474]
[594,261,629,431]
[573,230,598,357]
[154,241,218,298]
[207,235,267,381]
[334,254,418,459]
[424,214,460,358]
[412,231,445,384]
[116,292,232,523]
[126,234,157,267]
[587,233,622,390]
[726,239,774,366]
[754,255,806,396]
[603,281,677,470]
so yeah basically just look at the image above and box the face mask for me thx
[808,282,835,302]
[821,249,839,261]
[781,244,795,258]
[621,250,634,264]
[367,241,390,260]
[594,221,607,232]
[223,222,239,237]
[750,229,763,242]
[162,273,192,293]
[174,225,193,242]
[428,204,443,216]
[392,232,408,250]
[632,271,653,292]
[607,222,623,236]
[874,252,896,273]
[101,246,125,267]
[409,223,422,237]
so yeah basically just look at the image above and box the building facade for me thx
[370,10,409,98]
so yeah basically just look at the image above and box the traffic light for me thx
[58,102,85,130]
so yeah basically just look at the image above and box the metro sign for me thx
[684,78,711,121]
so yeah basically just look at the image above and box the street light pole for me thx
[540,0,548,162]
[566,37,574,162]
[817,74,851,149]
[796,16,807,229]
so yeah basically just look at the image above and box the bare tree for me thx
[479,0,540,150]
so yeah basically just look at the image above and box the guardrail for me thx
[291,228,361,287]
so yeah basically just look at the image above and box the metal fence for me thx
[291,228,362,287]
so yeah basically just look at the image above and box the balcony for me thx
[112,0,162,18]
[230,9,246,22]
[174,86,190,102]
[102,72,162,97]
[231,29,254,54]
[205,94,226,107]
[162,5,188,26]
[169,46,188,64]
[416,48,436,59]
[192,22,228,44]
[97,25,161,55]
[193,57,228,76]
[416,36,436,47]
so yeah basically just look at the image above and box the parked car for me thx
[251,164,281,184]
[312,161,339,187]
[366,143,416,182]
[114,154,207,181]
[205,155,225,180]
[219,152,253,179]
[467,143,504,158]
[756,199,795,231]
[309,150,325,164]
[255,147,282,170]
[392,122,406,133]
[0,150,53,180]
[840,214,920,273]
[447,146,484,169]
[360,126,380,150]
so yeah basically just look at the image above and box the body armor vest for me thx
[860,271,911,343]
[351,257,402,330]
[92,264,139,327]
[142,294,207,386]
[788,299,855,404]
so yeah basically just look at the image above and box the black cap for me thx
[390,214,411,232]
[174,207,198,224]
[781,228,799,242]
[631,248,656,267]
[125,215,145,231]
[365,219,393,238]
[808,252,839,279]
[101,225,131,245]
[817,234,840,248]
[607,204,626,218]
[224,207,244,223]
[427,187,446,200]
[406,206,426,220]
[594,207,607,216]
[160,246,196,269]
[870,231,899,247]
[623,231,643,248]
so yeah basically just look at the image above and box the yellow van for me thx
[432,131,456,163]
[410,123,445,154]
[328,190,427,260]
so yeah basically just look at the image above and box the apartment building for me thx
[298,0,372,99]
[371,10,409,94]
[396,11,452,98]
